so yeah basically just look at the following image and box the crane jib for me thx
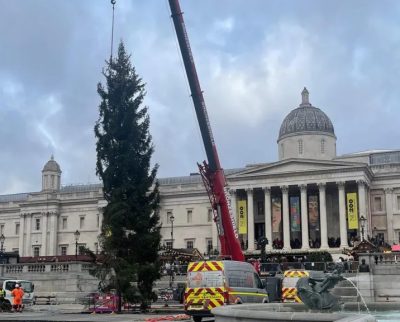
[168,0,244,261]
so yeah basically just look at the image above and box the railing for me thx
[0,261,88,275]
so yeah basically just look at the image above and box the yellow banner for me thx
[347,193,358,229]
[237,200,247,234]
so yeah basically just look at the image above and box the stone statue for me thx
[296,264,344,311]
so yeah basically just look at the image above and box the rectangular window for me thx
[97,214,100,228]
[186,240,194,249]
[33,246,40,257]
[257,201,264,216]
[35,218,41,231]
[94,242,99,254]
[398,195,400,211]
[374,196,383,212]
[0,224,4,235]
[60,246,67,256]
[167,211,173,224]
[15,223,20,235]
[187,210,193,223]
[207,209,213,222]
[206,239,213,254]
[62,218,68,230]
[165,241,173,249]
[78,244,86,255]
[80,217,85,229]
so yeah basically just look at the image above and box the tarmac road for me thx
[0,304,214,322]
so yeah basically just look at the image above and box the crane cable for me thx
[110,0,116,61]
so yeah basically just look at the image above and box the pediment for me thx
[227,158,367,178]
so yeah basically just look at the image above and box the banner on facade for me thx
[347,193,358,229]
[290,196,301,232]
[308,195,320,231]
[237,200,247,234]
[272,197,282,233]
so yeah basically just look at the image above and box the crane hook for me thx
[111,0,116,5]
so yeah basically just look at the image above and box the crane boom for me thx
[168,0,244,261]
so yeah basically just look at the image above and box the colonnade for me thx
[229,180,369,252]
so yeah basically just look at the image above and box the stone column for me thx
[281,186,291,250]
[385,188,394,244]
[48,212,58,256]
[41,212,48,256]
[318,183,329,248]
[338,181,348,248]
[263,187,272,251]
[211,214,219,253]
[300,185,309,250]
[25,214,32,256]
[247,188,255,252]
[358,180,369,238]
[18,214,25,256]
[229,189,238,229]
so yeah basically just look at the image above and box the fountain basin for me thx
[212,303,376,322]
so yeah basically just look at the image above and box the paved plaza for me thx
[0,304,196,322]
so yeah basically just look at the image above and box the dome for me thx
[42,155,61,173]
[278,88,335,141]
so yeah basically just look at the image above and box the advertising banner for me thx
[237,200,247,234]
[272,197,282,233]
[290,196,301,232]
[308,195,320,231]
[347,193,358,229]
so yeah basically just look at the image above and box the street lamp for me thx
[170,215,175,249]
[0,234,4,253]
[360,215,366,241]
[169,215,175,288]
[74,230,80,261]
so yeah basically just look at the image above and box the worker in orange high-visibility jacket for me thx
[11,284,24,312]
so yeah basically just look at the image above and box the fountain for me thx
[212,263,377,322]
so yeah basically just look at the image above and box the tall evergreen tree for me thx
[94,41,161,311]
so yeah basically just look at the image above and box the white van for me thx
[185,260,268,322]
[0,278,35,306]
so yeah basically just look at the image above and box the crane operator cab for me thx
[184,260,268,322]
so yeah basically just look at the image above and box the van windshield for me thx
[5,281,34,293]
[187,271,223,288]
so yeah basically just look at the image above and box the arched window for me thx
[298,139,303,155]
[321,139,325,154]
[280,143,284,158]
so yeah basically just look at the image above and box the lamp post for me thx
[74,230,80,261]
[0,234,4,253]
[0,234,5,265]
[170,215,175,249]
[360,215,366,241]
[169,215,175,288]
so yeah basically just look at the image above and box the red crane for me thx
[168,0,244,261]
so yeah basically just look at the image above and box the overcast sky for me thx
[0,0,399,195]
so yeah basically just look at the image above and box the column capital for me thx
[229,189,237,195]
[246,187,253,194]
[281,185,289,194]
[336,181,345,188]
[357,179,368,187]
[299,184,307,192]
[385,187,393,194]
[318,182,326,190]
[262,186,271,194]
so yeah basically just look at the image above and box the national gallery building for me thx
[0,88,399,258]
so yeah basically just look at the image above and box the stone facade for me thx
[0,89,399,257]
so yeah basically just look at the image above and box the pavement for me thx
[0,304,194,322]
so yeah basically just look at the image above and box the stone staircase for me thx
[331,273,360,303]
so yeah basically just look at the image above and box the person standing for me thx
[11,284,24,312]
[0,285,7,312]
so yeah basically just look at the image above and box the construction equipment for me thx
[168,0,244,262]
